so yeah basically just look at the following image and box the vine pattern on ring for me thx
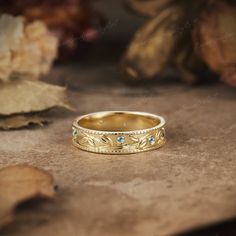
[75,128,165,151]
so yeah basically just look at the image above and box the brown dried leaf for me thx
[0,115,49,130]
[122,6,186,81]
[0,165,55,228]
[126,0,174,17]
[193,1,236,85]
[0,79,73,116]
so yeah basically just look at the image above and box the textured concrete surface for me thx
[0,65,236,235]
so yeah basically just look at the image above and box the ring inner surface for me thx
[78,113,161,132]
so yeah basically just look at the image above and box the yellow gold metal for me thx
[72,111,166,154]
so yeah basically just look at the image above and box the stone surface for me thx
[0,63,236,236]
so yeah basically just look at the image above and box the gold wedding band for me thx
[72,111,166,154]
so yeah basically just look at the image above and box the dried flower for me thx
[123,0,236,88]
[194,1,236,87]
[0,14,58,82]
[0,0,101,57]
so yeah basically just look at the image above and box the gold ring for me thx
[72,111,166,154]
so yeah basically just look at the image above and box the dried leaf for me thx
[0,79,73,116]
[122,6,186,81]
[123,0,210,84]
[0,14,58,82]
[193,1,236,86]
[0,115,49,130]
[0,165,55,228]
[126,0,175,17]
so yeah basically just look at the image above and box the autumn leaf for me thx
[0,115,49,130]
[0,165,56,229]
[126,0,175,17]
[0,79,73,116]
[193,1,236,87]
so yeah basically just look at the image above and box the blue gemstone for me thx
[117,136,125,144]
[148,136,156,145]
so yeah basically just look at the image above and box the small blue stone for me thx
[117,136,125,144]
[148,136,156,145]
